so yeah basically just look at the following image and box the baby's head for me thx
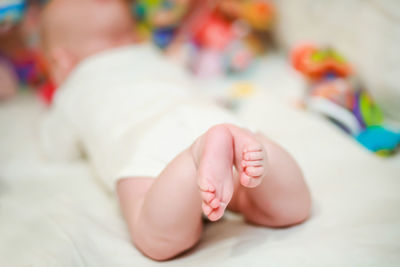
[41,0,135,85]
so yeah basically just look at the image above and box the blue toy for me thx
[152,27,176,49]
[356,126,400,156]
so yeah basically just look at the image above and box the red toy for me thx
[291,44,352,81]
[193,13,234,51]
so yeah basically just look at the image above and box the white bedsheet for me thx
[1,62,400,266]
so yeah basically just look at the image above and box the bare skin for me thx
[42,0,311,262]
[117,124,311,261]
[41,0,136,85]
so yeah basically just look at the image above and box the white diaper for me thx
[111,102,245,190]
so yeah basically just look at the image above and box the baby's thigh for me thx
[117,177,155,221]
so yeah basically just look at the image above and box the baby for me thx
[40,0,311,261]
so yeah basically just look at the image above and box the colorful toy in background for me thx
[0,0,55,105]
[292,45,352,81]
[133,0,189,49]
[131,0,275,77]
[291,44,400,156]
[11,50,55,104]
[186,0,275,77]
[0,48,55,105]
[218,0,275,34]
[189,13,251,76]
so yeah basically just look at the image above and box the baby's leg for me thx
[228,132,312,227]
[117,150,203,261]
[117,125,237,261]
[117,124,311,261]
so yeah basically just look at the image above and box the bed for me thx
[1,56,399,267]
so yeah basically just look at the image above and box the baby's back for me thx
[61,45,191,136]
[46,44,194,181]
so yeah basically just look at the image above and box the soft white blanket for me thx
[1,58,399,266]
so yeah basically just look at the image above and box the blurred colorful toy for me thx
[224,39,253,73]
[0,0,56,104]
[133,0,189,48]
[311,78,355,110]
[291,44,352,81]
[356,126,400,156]
[193,13,234,50]
[0,48,56,104]
[131,0,275,77]
[355,90,384,128]
[189,13,239,76]
[183,0,275,77]
[219,0,274,31]
[291,44,400,156]
[191,49,224,77]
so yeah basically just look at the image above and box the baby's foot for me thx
[240,144,268,188]
[195,127,234,221]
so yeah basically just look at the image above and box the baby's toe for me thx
[245,166,264,177]
[209,198,220,209]
[242,160,263,167]
[208,208,224,221]
[240,172,251,187]
[240,172,262,188]
[202,202,212,216]
[201,191,215,203]
[198,178,215,193]
[243,151,264,161]
[244,145,263,153]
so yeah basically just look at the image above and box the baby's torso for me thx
[52,45,205,180]
[58,46,190,141]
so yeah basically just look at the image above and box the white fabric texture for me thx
[1,56,399,266]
